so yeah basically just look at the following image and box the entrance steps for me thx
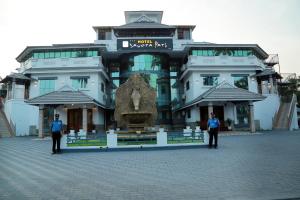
[0,110,13,137]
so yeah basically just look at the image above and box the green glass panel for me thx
[65,51,71,58]
[87,51,93,57]
[49,52,55,58]
[33,53,39,58]
[55,52,61,58]
[92,51,98,56]
[71,51,77,57]
[61,51,66,58]
[45,52,50,58]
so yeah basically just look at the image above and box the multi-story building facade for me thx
[1,11,298,137]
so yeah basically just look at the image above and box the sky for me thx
[0,0,299,78]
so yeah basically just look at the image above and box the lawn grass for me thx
[117,140,157,146]
[167,138,204,144]
[67,139,107,147]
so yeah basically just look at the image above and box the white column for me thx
[38,105,44,138]
[11,79,16,99]
[249,101,255,133]
[82,107,87,132]
[269,75,274,94]
[233,104,238,125]
[208,102,213,117]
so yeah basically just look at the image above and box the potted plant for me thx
[225,118,233,130]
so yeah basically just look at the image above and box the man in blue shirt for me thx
[207,112,220,149]
[50,114,63,154]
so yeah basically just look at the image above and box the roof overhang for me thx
[25,87,108,109]
[16,44,107,62]
[184,43,269,59]
[174,81,266,111]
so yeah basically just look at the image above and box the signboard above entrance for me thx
[117,39,173,50]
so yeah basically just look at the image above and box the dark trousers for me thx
[52,132,61,153]
[209,128,218,147]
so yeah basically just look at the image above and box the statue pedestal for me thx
[107,130,117,148]
[157,129,167,146]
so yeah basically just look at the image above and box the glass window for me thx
[71,51,77,58]
[236,104,249,125]
[38,52,45,59]
[72,78,88,89]
[203,75,218,86]
[49,52,55,58]
[186,81,190,91]
[55,52,60,58]
[33,53,39,59]
[39,80,55,95]
[45,52,50,59]
[178,28,190,39]
[92,51,98,56]
[87,51,93,57]
[101,83,105,92]
[187,109,191,118]
[233,75,248,90]
[61,51,66,58]
[65,51,71,58]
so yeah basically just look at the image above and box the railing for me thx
[287,93,297,130]
[61,129,209,149]
[9,118,16,136]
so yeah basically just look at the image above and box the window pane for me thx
[39,80,55,95]
[33,53,39,58]
[65,51,71,58]
[55,52,61,58]
[234,75,248,90]
[49,52,55,58]
[71,51,77,57]
[92,51,98,56]
[61,51,66,58]
[45,52,50,58]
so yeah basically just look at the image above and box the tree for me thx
[278,76,300,104]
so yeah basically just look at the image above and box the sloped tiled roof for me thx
[115,22,174,29]
[0,73,31,83]
[176,81,266,111]
[252,69,282,79]
[25,86,106,108]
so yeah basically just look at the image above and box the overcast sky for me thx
[0,0,299,78]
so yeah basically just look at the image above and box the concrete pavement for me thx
[0,130,300,200]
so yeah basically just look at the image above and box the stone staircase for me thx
[273,94,296,130]
[0,110,13,137]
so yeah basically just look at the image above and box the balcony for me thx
[20,56,103,72]
[187,55,265,68]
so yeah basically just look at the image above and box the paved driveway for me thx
[0,131,300,200]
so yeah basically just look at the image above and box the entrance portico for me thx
[175,81,265,132]
[26,86,107,137]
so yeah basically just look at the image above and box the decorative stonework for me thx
[114,74,157,129]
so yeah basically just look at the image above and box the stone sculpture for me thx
[114,74,157,130]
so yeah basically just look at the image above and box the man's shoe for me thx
[214,146,218,149]
[208,145,212,149]
[52,152,56,154]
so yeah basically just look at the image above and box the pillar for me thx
[269,75,274,94]
[82,107,87,132]
[249,101,255,133]
[11,79,16,99]
[38,105,44,138]
[208,102,213,117]
[233,104,238,125]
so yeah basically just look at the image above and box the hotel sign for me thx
[117,39,173,50]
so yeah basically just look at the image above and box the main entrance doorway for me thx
[199,106,225,130]
[67,108,82,132]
